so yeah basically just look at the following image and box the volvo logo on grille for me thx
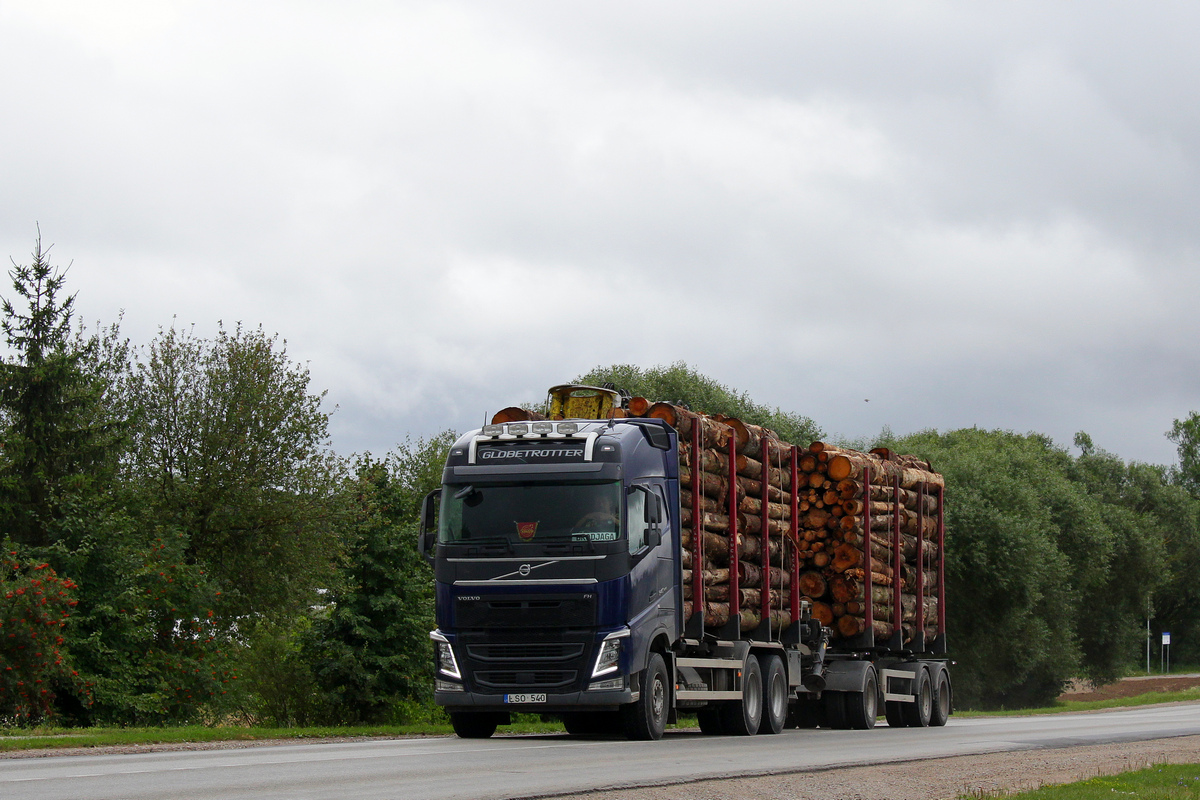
[489,560,557,581]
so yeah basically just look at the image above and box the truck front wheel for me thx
[622,653,668,740]
[451,712,499,739]
[563,711,622,736]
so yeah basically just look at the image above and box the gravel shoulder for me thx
[539,733,1200,800]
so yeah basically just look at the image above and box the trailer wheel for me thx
[900,667,933,727]
[451,712,499,739]
[719,654,762,735]
[759,654,787,735]
[845,667,878,729]
[884,700,907,728]
[622,653,668,740]
[697,708,724,735]
[930,669,952,727]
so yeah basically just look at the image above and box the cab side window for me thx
[627,485,667,554]
[627,489,647,553]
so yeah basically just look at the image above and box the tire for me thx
[451,712,499,739]
[930,669,952,727]
[900,667,933,727]
[884,700,908,728]
[697,708,724,735]
[822,691,849,729]
[759,654,788,735]
[719,653,763,735]
[622,653,669,740]
[563,711,621,736]
[845,667,878,729]
[786,697,822,729]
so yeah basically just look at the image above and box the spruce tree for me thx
[0,233,121,548]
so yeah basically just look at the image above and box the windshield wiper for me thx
[543,538,596,555]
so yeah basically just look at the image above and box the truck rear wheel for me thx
[719,654,762,735]
[822,692,849,729]
[451,712,499,739]
[759,654,787,735]
[900,667,933,727]
[930,669,952,727]
[622,653,668,740]
[884,700,907,727]
[845,667,878,729]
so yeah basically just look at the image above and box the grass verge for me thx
[954,686,1200,718]
[0,718,565,752]
[971,763,1200,799]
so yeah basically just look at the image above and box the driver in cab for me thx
[573,493,618,532]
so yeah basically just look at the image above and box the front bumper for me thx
[436,687,634,713]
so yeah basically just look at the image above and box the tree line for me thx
[2,240,1199,724]
[0,238,444,725]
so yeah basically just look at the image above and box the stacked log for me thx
[792,442,943,645]
[622,399,943,646]
[647,402,797,634]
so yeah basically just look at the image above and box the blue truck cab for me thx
[419,412,683,738]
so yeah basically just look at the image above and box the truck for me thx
[418,384,950,739]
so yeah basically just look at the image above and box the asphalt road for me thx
[3,704,1199,800]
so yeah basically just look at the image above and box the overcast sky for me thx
[3,1,1197,465]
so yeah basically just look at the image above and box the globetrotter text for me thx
[479,448,585,459]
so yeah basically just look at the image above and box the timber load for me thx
[793,442,944,645]
[624,401,945,648]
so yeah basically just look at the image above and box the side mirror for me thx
[418,489,441,562]
[644,493,663,525]
[636,487,664,548]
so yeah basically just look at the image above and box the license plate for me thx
[504,693,547,704]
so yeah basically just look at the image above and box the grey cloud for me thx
[1,0,1196,468]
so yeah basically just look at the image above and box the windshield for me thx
[439,481,622,545]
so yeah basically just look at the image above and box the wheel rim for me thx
[651,673,666,724]
[920,679,932,720]
[864,678,878,720]
[936,677,949,715]
[746,671,762,721]
[769,673,786,722]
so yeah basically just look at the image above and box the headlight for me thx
[531,421,553,434]
[436,678,465,692]
[431,631,461,679]
[592,638,622,678]
[507,424,528,436]
[589,677,624,691]
[557,422,579,435]
[482,424,504,437]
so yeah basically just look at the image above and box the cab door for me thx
[627,484,675,625]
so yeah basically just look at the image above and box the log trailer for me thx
[418,385,950,739]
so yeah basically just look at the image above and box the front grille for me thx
[473,670,578,690]
[456,594,595,628]
[466,643,585,662]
